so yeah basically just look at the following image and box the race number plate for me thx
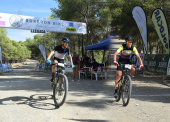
[125,64,131,69]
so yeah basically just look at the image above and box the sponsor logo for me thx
[0,21,5,26]
[136,10,144,22]
[154,9,168,49]
[9,15,23,27]
[53,22,64,26]
[26,19,50,24]
[158,62,167,68]
[66,28,76,32]
[31,29,46,33]
[149,61,156,67]
[69,23,73,27]
[152,55,156,60]
[0,16,2,19]
[77,23,85,27]
[26,19,64,26]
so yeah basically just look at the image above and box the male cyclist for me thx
[46,37,75,85]
[113,36,144,98]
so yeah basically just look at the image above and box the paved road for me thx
[0,59,170,122]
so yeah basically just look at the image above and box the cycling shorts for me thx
[117,59,132,71]
[53,57,65,70]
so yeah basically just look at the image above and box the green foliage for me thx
[0,28,31,63]
[2,0,170,64]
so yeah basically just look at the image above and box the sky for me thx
[0,0,58,42]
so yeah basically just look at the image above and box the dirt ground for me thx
[0,59,170,122]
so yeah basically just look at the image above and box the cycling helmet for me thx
[60,37,70,43]
[125,36,133,42]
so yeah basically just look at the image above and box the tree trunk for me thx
[78,36,80,56]
[102,50,105,63]
[157,39,159,54]
[149,39,152,54]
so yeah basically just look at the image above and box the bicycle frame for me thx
[52,63,65,85]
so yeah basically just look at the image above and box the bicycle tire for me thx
[53,73,68,107]
[122,75,132,106]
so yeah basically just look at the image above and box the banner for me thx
[0,46,2,63]
[130,53,145,66]
[152,9,169,54]
[130,54,137,65]
[38,44,46,61]
[143,54,170,75]
[136,53,145,66]
[167,57,170,75]
[0,12,87,34]
[132,6,148,53]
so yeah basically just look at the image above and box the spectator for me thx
[83,53,89,67]
[72,52,79,81]
[80,57,83,69]
[91,59,99,71]
[91,59,99,79]
[82,54,85,67]
[77,54,80,70]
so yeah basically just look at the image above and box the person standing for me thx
[72,52,79,81]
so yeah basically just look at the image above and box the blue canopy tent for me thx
[85,34,114,50]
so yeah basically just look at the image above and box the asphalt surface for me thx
[0,59,170,122]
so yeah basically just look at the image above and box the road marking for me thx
[103,94,170,98]
[132,94,170,97]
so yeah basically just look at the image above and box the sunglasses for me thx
[126,41,132,43]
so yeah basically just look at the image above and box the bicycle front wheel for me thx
[122,75,132,106]
[115,80,122,102]
[53,73,68,107]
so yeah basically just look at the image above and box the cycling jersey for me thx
[116,44,139,71]
[117,44,138,60]
[53,45,70,59]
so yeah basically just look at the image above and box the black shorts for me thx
[53,57,65,70]
[117,59,132,71]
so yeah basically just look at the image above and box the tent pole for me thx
[82,34,84,56]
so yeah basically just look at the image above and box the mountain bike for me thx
[51,62,68,107]
[115,63,139,106]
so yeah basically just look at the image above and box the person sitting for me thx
[91,59,99,79]
[91,59,99,71]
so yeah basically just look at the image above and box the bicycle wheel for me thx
[53,73,68,107]
[115,80,122,102]
[122,75,132,106]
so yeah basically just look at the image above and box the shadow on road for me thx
[0,94,59,110]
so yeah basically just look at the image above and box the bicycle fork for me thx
[120,76,124,93]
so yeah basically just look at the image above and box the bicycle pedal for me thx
[58,92,63,96]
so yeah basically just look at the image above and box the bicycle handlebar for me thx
[51,62,65,67]
[118,63,140,69]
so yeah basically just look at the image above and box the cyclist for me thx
[46,37,75,86]
[113,36,144,98]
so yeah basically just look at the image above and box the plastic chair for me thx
[78,68,87,79]
[102,66,110,79]
[91,66,103,80]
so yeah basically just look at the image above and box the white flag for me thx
[38,44,46,61]
[132,6,148,53]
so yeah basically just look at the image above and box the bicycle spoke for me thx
[53,73,68,107]
[122,75,132,106]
